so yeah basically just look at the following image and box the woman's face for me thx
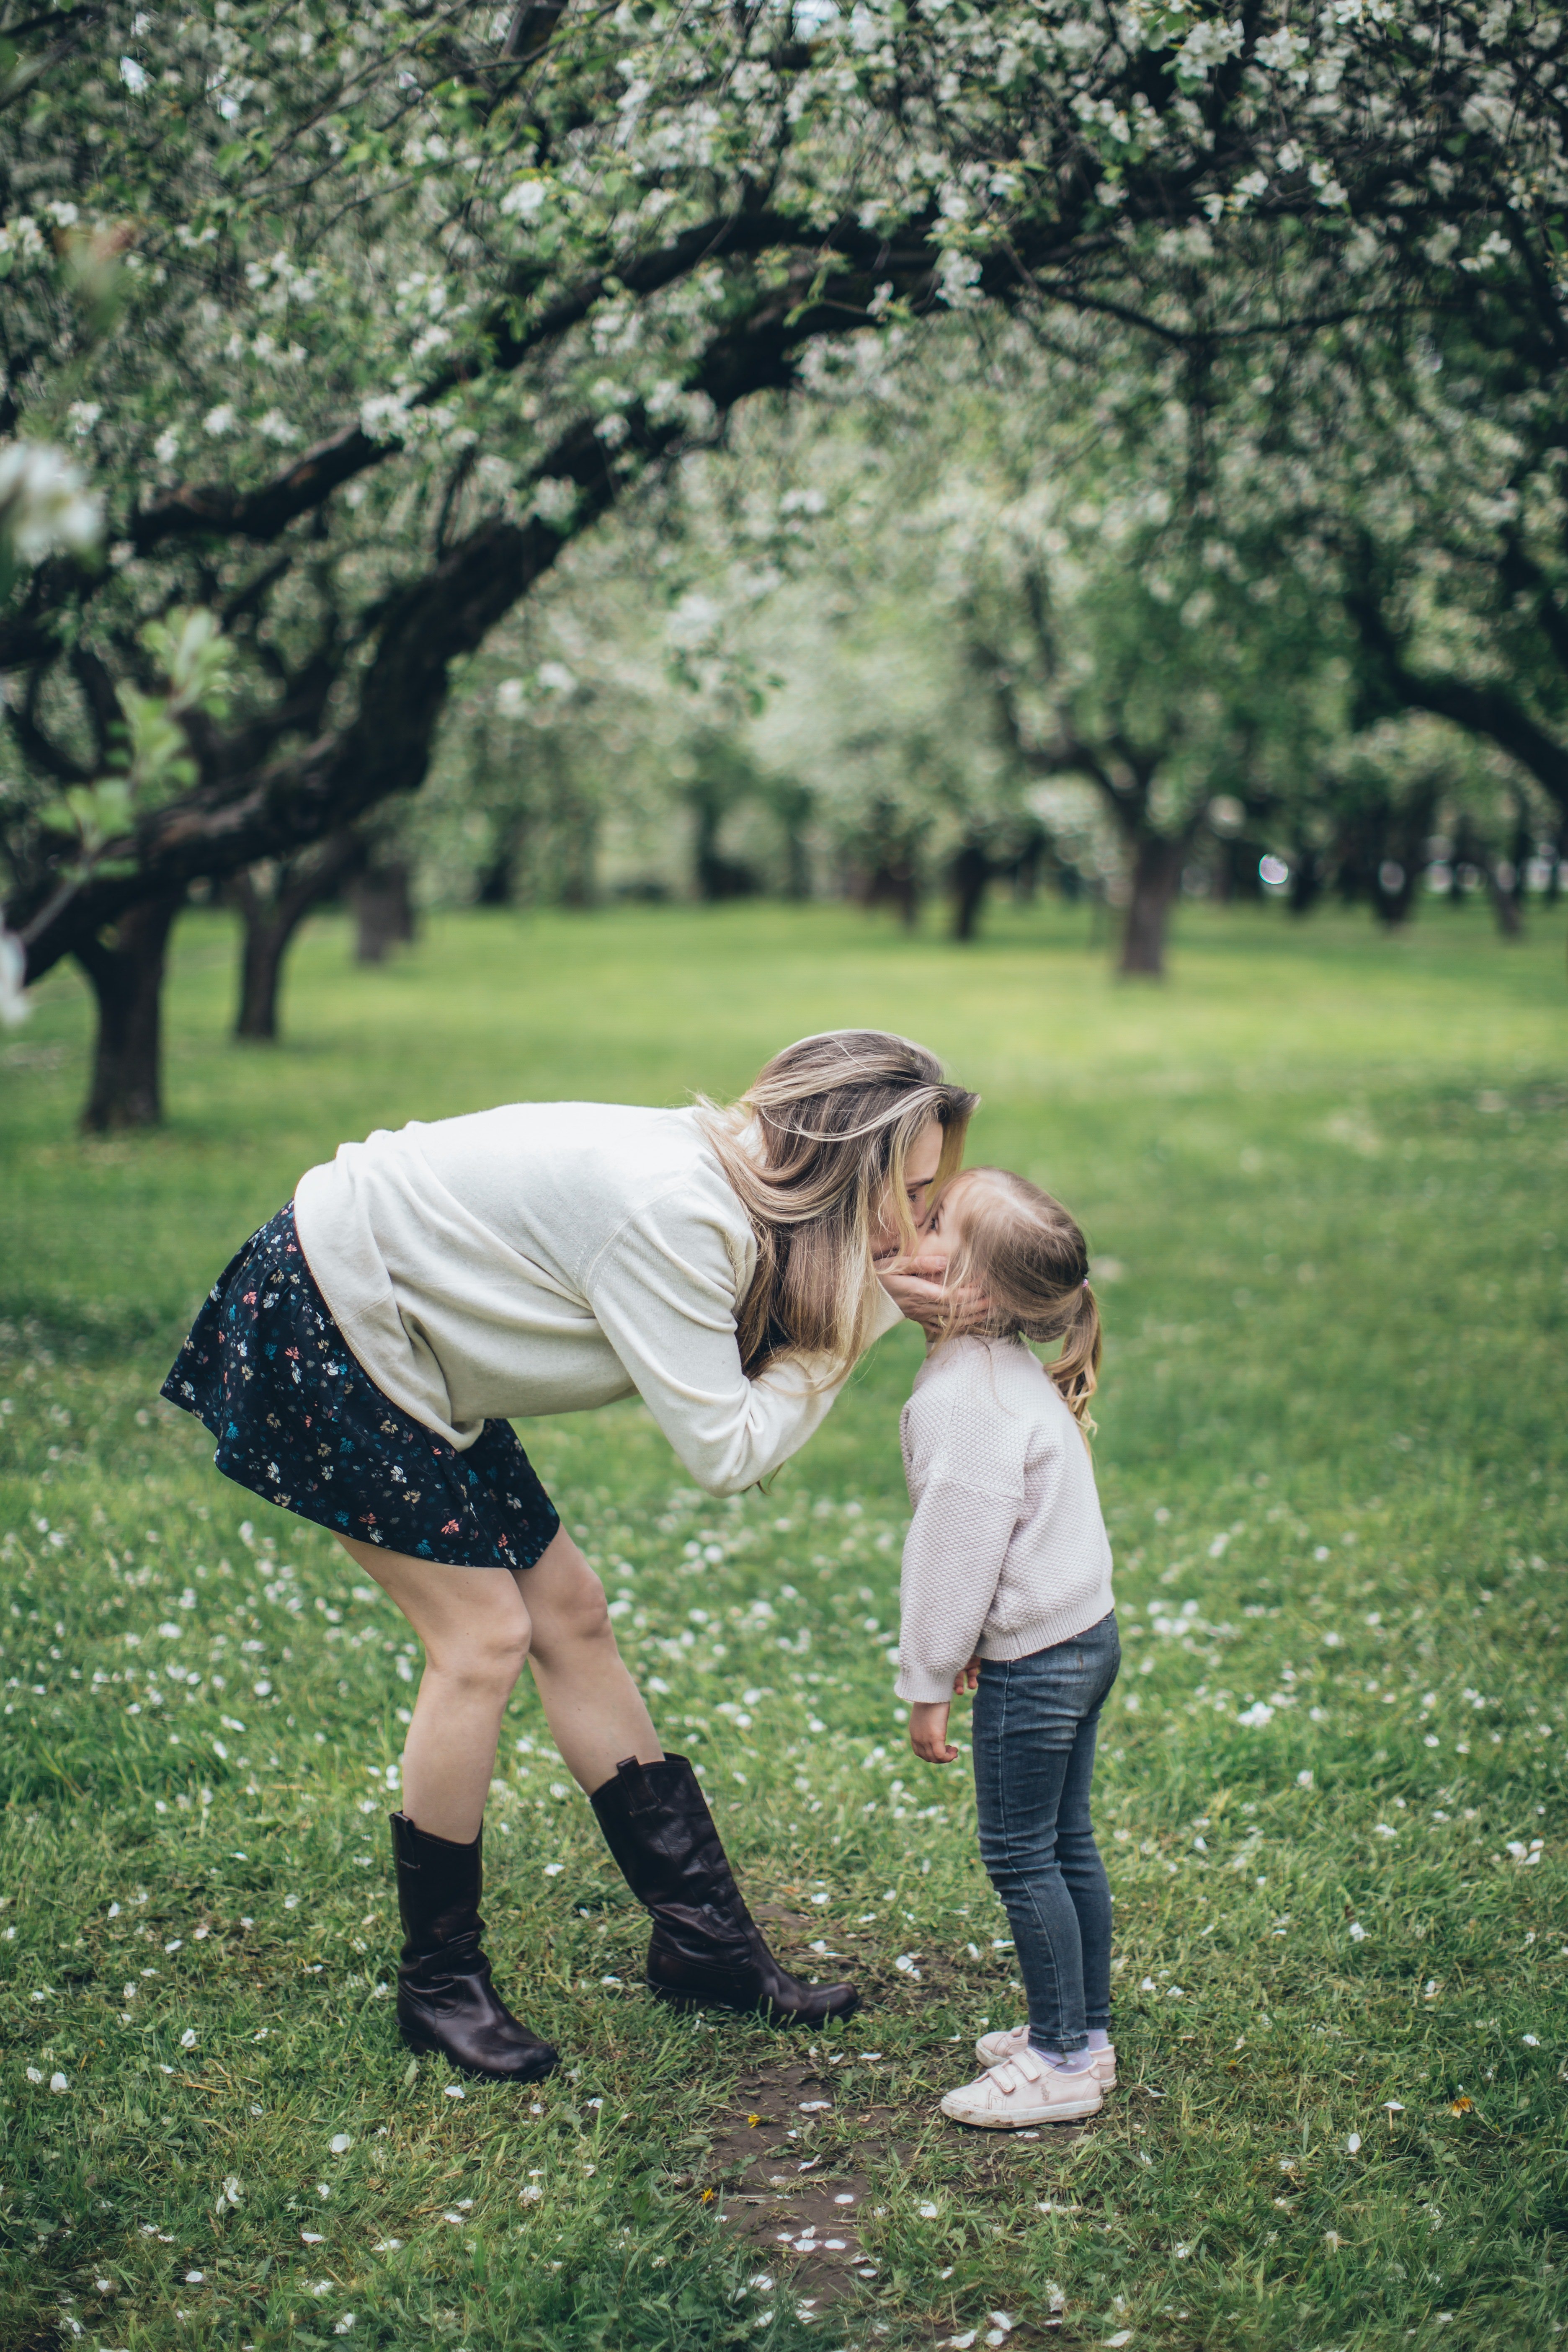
[869,1118,946,1259]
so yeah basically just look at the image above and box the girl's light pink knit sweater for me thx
[895,1335,1115,1706]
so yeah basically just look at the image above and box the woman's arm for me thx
[584,1196,902,1495]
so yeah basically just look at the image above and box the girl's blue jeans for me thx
[971,1610,1120,2056]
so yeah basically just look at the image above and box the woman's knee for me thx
[526,1557,614,1667]
[526,1580,611,1674]
[426,1607,534,1699]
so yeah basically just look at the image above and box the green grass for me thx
[1,893,1565,2352]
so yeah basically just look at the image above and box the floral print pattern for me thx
[161,1202,560,1570]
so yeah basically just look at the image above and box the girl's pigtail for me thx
[1047,1280,1101,1441]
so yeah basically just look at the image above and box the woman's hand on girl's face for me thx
[910,1699,957,1765]
[878,1260,985,1338]
[877,1262,951,1335]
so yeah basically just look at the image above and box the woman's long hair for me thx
[697,1031,977,1381]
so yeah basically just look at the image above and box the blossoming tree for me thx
[1,0,1560,1114]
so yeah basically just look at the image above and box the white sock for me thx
[1032,2045,1094,2073]
[1086,2028,1111,2051]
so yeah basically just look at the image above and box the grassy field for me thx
[0,894,1564,2352]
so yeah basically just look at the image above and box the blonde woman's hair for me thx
[934,1167,1102,1435]
[697,1031,978,1382]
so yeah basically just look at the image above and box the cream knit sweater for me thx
[293,1101,902,1495]
[894,1335,1115,1706]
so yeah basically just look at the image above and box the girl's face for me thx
[869,1118,945,1259]
[910,1170,976,1277]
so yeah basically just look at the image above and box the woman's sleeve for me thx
[583,1192,903,1496]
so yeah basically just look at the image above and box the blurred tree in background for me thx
[4,0,1568,1117]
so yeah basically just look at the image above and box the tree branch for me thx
[14,266,843,974]
[1345,555,1568,818]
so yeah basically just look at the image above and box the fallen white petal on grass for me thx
[329,2133,352,2154]
[49,2071,68,2092]
[1346,2132,1362,2154]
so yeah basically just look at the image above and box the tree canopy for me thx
[3,0,1568,1104]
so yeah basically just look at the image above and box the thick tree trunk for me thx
[1118,834,1187,977]
[949,842,991,942]
[1485,863,1524,939]
[231,831,365,1038]
[74,892,183,1131]
[235,912,291,1040]
[1288,849,1325,917]
[352,860,417,963]
[475,829,521,906]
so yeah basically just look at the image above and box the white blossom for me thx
[500,178,550,221]
[1176,18,1243,74]
[0,930,31,1029]
[0,441,103,565]
[360,392,411,444]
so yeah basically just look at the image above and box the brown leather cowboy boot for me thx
[390,1812,559,2081]
[590,1754,858,2024]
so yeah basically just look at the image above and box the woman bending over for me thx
[163,1030,975,2081]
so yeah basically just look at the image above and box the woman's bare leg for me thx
[517,1526,663,1791]
[338,1539,532,1843]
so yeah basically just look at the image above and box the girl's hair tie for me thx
[1082,1275,1090,1288]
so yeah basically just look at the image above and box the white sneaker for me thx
[939,2047,1104,2130]
[975,2023,1117,2088]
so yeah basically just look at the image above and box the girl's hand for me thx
[953,1655,980,1695]
[910,1699,957,1765]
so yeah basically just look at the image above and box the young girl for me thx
[895,1167,1118,2127]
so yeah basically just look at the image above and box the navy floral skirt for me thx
[160,1202,560,1570]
